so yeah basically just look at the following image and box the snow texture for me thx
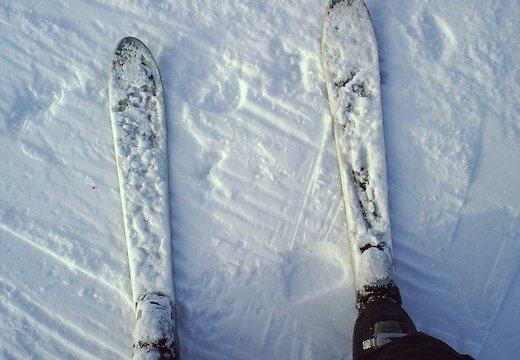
[322,0,394,298]
[1,1,519,359]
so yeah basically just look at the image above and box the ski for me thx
[109,36,177,359]
[322,0,401,309]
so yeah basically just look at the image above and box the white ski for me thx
[322,0,401,309]
[109,36,177,359]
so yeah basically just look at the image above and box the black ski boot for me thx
[352,298,417,360]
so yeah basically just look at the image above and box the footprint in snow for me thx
[267,37,303,96]
[283,242,347,302]
[173,44,246,114]
[418,10,457,62]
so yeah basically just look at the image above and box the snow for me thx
[0,0,518,359]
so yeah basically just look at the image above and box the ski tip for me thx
[114,36,147,52]
[111,35,158,74]
[328,0,359,10]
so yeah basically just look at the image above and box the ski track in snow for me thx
[1,0,519,359]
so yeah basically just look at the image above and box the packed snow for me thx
[1,0,519,359]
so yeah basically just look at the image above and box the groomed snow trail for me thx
[1,1,519,359]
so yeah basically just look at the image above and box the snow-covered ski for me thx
[322,0,401,310]
[109,36,177,359]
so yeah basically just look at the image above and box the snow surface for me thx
[0,0,519,359]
